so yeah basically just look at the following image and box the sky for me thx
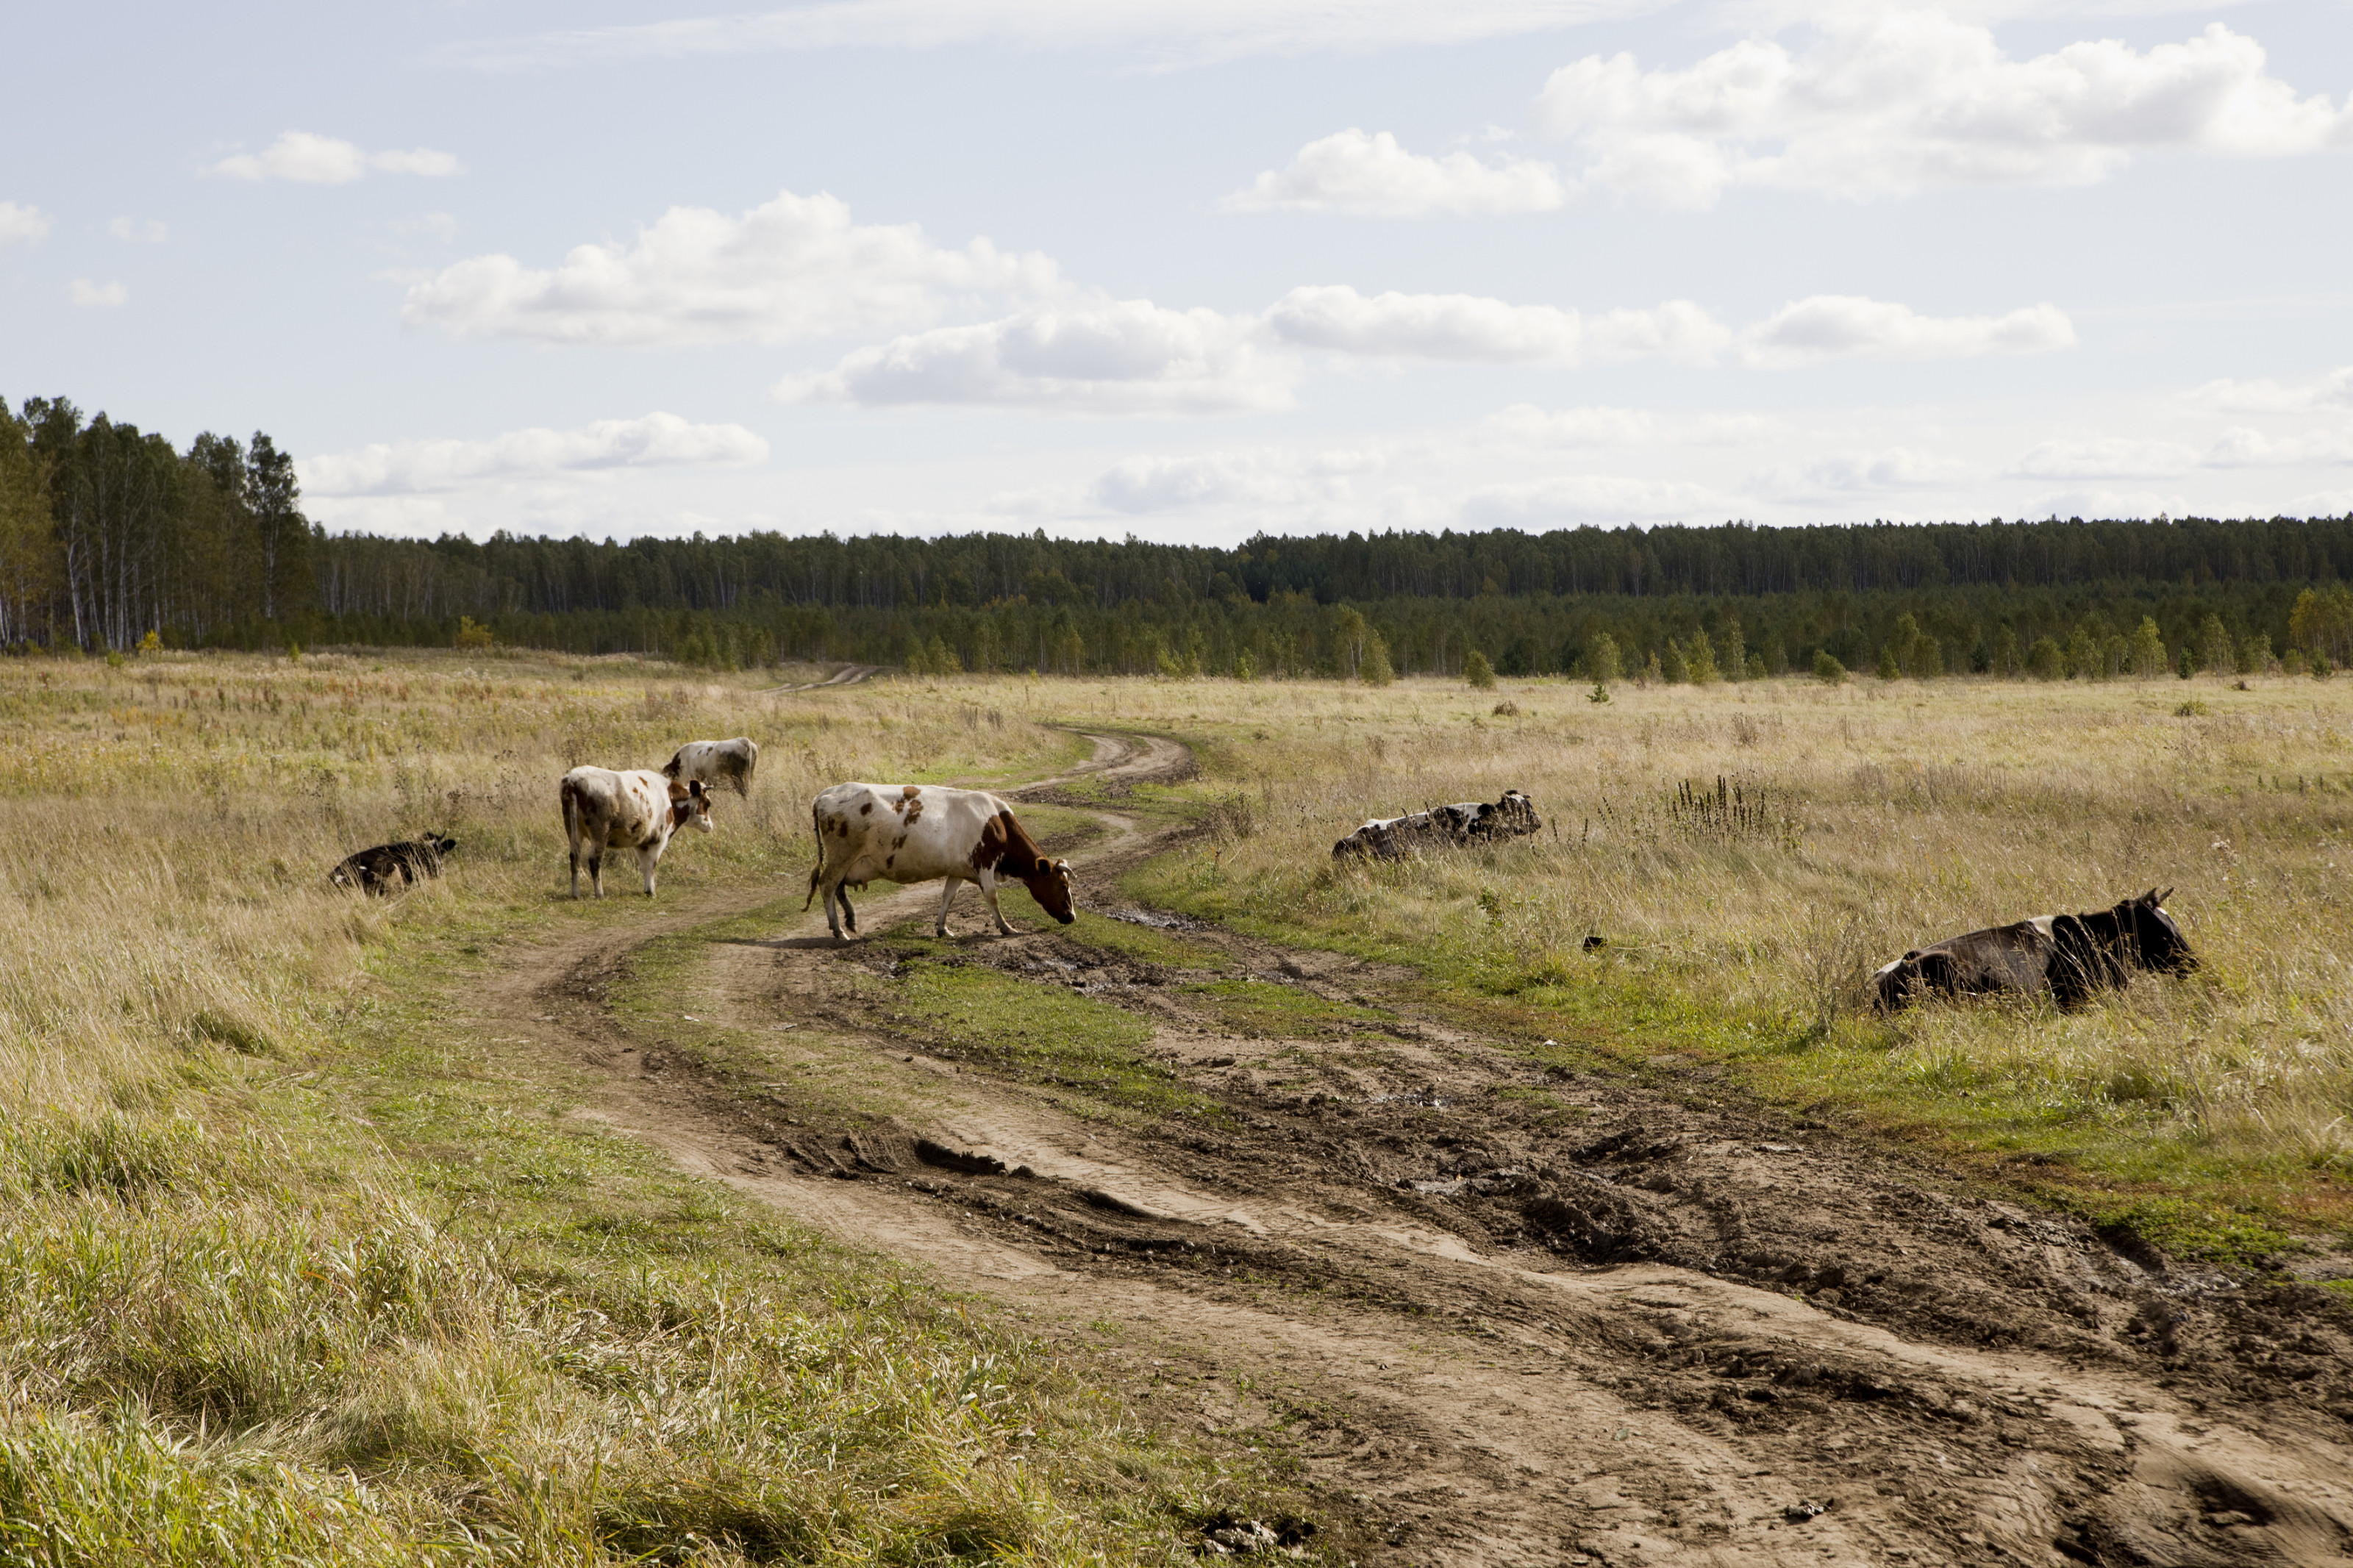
[3,0,2351,545]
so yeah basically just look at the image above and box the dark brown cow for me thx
[330,834,457,894]
[1332,790,1542,860]
[1874,889,2195,1011]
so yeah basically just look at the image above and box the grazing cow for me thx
[1874,889,2196,1011]
[1332,790,1542,860]
[330,834,457,894]
[559,767,712,898]
[663,737,759,798]
[803,783,1074,940]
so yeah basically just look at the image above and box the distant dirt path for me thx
[756,662,886,694]
[467,734,2353,1568]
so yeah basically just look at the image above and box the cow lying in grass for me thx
[1332,790,1542,860]
[804,782,1074,940]
[330,834,457,894]
[559,767,712,898]
[1874,888,2196,1011]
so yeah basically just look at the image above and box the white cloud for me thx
[2180,365,2353,414]
[1485,403,1778,447]
[450,1,1671,71]
[210,132,463,185]
[1087,445,1380,512]
[1460,472,1731,526]
[1754,445,1971,495]
[778,298,1293,414]
[68,279,127,308]
[2011,436,2199,478]
[1533,15,2353,207]
[299,413,768,496]
[1263,285,1729,365]
[2024,487,2186,520]
[392,212,460,244]
[1227,129,1567,216]
[0,202,51,248]
[1740,294,2074,366]
[107,217,168,243]
[404,188,1059,347]
[2203,426,2353,467]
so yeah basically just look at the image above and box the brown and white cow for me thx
[1874,889,2196,1011]
[559,767,712,898]
[663,737,759,797]
[802,783,1074,940]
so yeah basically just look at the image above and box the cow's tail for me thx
[802,799,827,911]
[560,776,583,843]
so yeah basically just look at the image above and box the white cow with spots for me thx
[663,737,759,797]
[803,782,1075,940]
[559,766,712,898]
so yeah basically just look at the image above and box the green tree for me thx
[0,408,57,645]
[1233,649,1255,681]
[1662,639,1691,684]
[2027,636,2063,680]
[1684,626,1718,683]
[1584,631,1621,685]
[1464,649,1496,689]
[2177,645,2195,679]
[1993,625,2022,677]
[1812,648,1847,684]
[2196,613,2234,676]
[1876,642,1901,681]
[2238,629,2271,675]
[2129,617,2168,679]
[248,432,309,623]
[1361,629,1395,687]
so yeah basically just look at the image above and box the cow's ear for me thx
[2157,886,2172,905]
[690,780,706,798]
[2140,887,2158,904]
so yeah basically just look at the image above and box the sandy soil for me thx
[468,732,2353,1568]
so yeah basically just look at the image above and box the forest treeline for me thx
[7,393,2353,680]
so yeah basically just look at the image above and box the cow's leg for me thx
[935,876,960,937]
[824,880,846,941]
[586,846,606,898]
[977,868,1014,936]
[638,845,661,897]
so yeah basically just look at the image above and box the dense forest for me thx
[7,394,2353,681]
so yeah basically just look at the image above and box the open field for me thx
[2,648,2351,1565]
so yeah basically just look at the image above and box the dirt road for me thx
[474,733,2353,1568]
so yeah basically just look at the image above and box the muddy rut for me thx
[474,733,2353,1568]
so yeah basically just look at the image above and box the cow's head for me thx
[1023,857,1076,925]
[668,778,713,834]
[2127,887,2196,974]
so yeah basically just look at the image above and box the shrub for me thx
[454,617,493,651]
[1811,649,1846,684]
[2027,636,2063,681]
[1463,651,1495,689]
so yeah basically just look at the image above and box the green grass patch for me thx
[1176,978,1390,1039]
[1064,909,1235,971]
[2071,1196,2298,1270]
[871,939,1221,1121]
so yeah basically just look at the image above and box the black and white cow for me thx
[1874,889,2196,1011]
[331,834,457,894]
[1332,790,1543,860]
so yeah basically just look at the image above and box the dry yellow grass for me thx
[960,668,2353,1216]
